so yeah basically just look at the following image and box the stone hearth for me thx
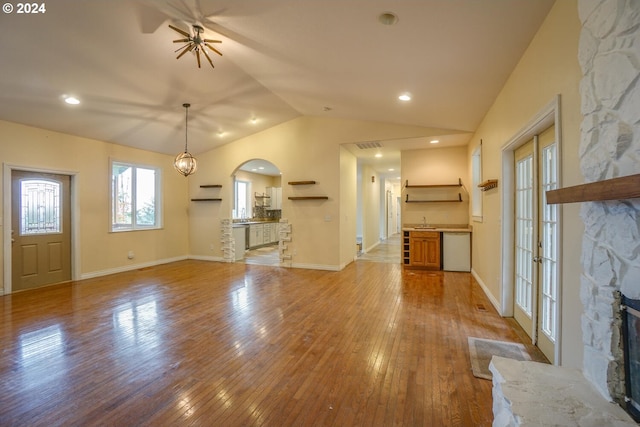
[490,357,635,426]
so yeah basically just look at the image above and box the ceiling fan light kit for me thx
[174,103,198,177]
[169,24,222,69]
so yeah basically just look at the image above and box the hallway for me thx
[357,234,401,264]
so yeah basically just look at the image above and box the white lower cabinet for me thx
[249,222,279,248]
[249,223,264,248]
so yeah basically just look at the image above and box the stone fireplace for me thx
[620,294,640,421]
[578,0,640,409]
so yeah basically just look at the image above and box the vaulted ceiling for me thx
[0,0,555,177]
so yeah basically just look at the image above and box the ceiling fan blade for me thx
[196,49,201,68]
[168,24,190,37]
[205,43,223,56]
[176,43,194,59]
[203,39,221,43]
[202,47,215,68]
[173,38,192,43]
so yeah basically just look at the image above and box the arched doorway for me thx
[231,159,282,265]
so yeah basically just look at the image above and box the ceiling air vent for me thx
[355,141,382,149]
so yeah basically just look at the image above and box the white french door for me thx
[513,125,558,363]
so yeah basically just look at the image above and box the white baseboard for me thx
[291,262,341,271]
[189,255,226,262]
[80,256,189,280]
[471,268,502,314]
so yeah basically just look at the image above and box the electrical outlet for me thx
[127,251,134,259]
[210,243,215,251]
[293,249,297,255]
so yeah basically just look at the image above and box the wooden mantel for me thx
[546,173,640,204]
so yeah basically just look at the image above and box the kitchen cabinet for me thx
[264,222,279,243]
[248,222,279,248]
[408,231,441,269]
[266,187,282,210]
[263,223,272,243]
[249,223,264,247]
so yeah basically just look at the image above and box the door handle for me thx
[532,256,542,263]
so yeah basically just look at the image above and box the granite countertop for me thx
[402,224,472,232]
[233,219,279,227]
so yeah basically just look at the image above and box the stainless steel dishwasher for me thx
[442,232,471,272]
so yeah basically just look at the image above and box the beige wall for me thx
[467,0,583,368]
[401,145,470,226]
[0,119,190,291]
[191,115,443,270]
[360,163,381,252]
[339,146,357,268]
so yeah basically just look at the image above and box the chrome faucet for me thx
[422,216,427,227]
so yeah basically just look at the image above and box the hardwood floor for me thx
[0,260,541,426]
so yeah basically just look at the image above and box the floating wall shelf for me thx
[405,193,462,203]
[404,178,463,188]
[287,180,327,199]
[288,181,317,185]
[193,184,222,201]
[288,196,329,200]
[478,179,498,191]
[546,173,640,204]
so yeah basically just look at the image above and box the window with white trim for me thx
[234,180,251,219]
[111,161,161,231]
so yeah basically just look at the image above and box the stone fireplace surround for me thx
[490,0,640,425]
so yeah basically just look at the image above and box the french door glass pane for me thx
[540,144,558,340]
[515,155,533,316]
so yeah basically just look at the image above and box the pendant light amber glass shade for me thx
[174,103,197,177]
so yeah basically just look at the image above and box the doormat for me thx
[468,337,531,380]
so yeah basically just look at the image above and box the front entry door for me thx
[513,125,559,363]
[11,171,71,291]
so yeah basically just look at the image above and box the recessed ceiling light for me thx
[250,117,258,124]
[388,168,395,172]
[64,96,80,105]
[375,153,383,158]
[379,12,398,26]
[398,93,411,101]
[430,139,440,144]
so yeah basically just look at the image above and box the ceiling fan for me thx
[169,24,222,68]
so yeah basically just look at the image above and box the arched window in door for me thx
[20,179,61,235]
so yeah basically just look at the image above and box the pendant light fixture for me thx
[174,103,197,177]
